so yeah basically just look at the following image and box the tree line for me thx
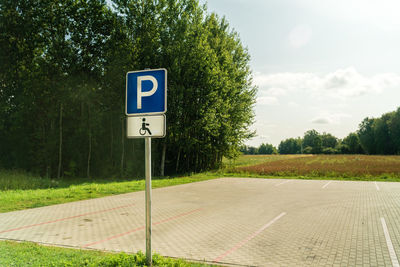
[0,0,256,178]
[242,107,400,155]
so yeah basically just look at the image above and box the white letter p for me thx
[137,75,158,109]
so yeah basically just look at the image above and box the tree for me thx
[258,143,277,154]
[358,118,376,154]
[1,0,126,177]
[0,0,256,177]
[303,130,322,154]
[278,138,302,154]
[388,107,400,154]
[373,113,395,155]
[342,133,363,154]
[322,147,336,154]
[321,133,338,149]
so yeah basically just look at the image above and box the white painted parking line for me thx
[381,217,400,267]
[213,212,287,263]
[375,181,380,191]
[322,181,332,189]
[275,180,292,186]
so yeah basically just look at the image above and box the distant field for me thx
[233,154,400,180]
[223,154,311,167]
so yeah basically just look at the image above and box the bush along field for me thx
[232,154,400,181]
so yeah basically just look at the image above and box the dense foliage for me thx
[357,108,400,155]
[240,143,277,155]
[278,138,302,154]
[0,0,256,177]
[275,107,400,155]
[242,107,400,155]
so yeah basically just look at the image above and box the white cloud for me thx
[305,0,400,31]
[259,135,270,140]
[254,71,318,96]
[254,120,277,129]
[264,87,287,96]
[311,113,351,125]
[257,96,279,106]
[254,67,400,101]
[288,24,313,48]
[322,67,388,97]
[311,117,331,124]
[288,101,299,108]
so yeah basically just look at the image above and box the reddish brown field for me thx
[236,155,400,178]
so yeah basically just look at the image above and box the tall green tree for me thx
[1,0,119,177]
[373,112,395,155]
[342,132,363,154]
[258,143,277,155]
[278,138,302,154]
[112,0,256,173]
[321,133,338,149]
[303,130,322,154]
[1,0,256,177]
[388,107,400,154]
[358,118,376,155]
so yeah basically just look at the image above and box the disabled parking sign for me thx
[126,69,167,138]
[126,115,166,138]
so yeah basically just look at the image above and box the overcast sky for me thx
[200,0,400,147]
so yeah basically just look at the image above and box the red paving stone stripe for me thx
[0,203,136,234]
[81,208,203,248]
[213,212,286,263]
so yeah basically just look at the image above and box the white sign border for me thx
[125,68,167,116]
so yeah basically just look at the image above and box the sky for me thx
[200,0,400,147]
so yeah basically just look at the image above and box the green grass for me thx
[0,171,218,213]
[0,170,196,191]
[0,240,213,266]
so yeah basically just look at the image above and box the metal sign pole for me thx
[145,137,152,266]
[126,68,166,267]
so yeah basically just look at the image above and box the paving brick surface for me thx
[0,178,399,266]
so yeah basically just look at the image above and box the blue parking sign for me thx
[126,69,167,115]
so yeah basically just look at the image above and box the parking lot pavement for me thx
[1,178,399,266]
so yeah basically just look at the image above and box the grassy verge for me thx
[0,170,216,191]
[0,240,212,266]
[0,172,218,213]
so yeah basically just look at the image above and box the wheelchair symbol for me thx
[139,118,152,135]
